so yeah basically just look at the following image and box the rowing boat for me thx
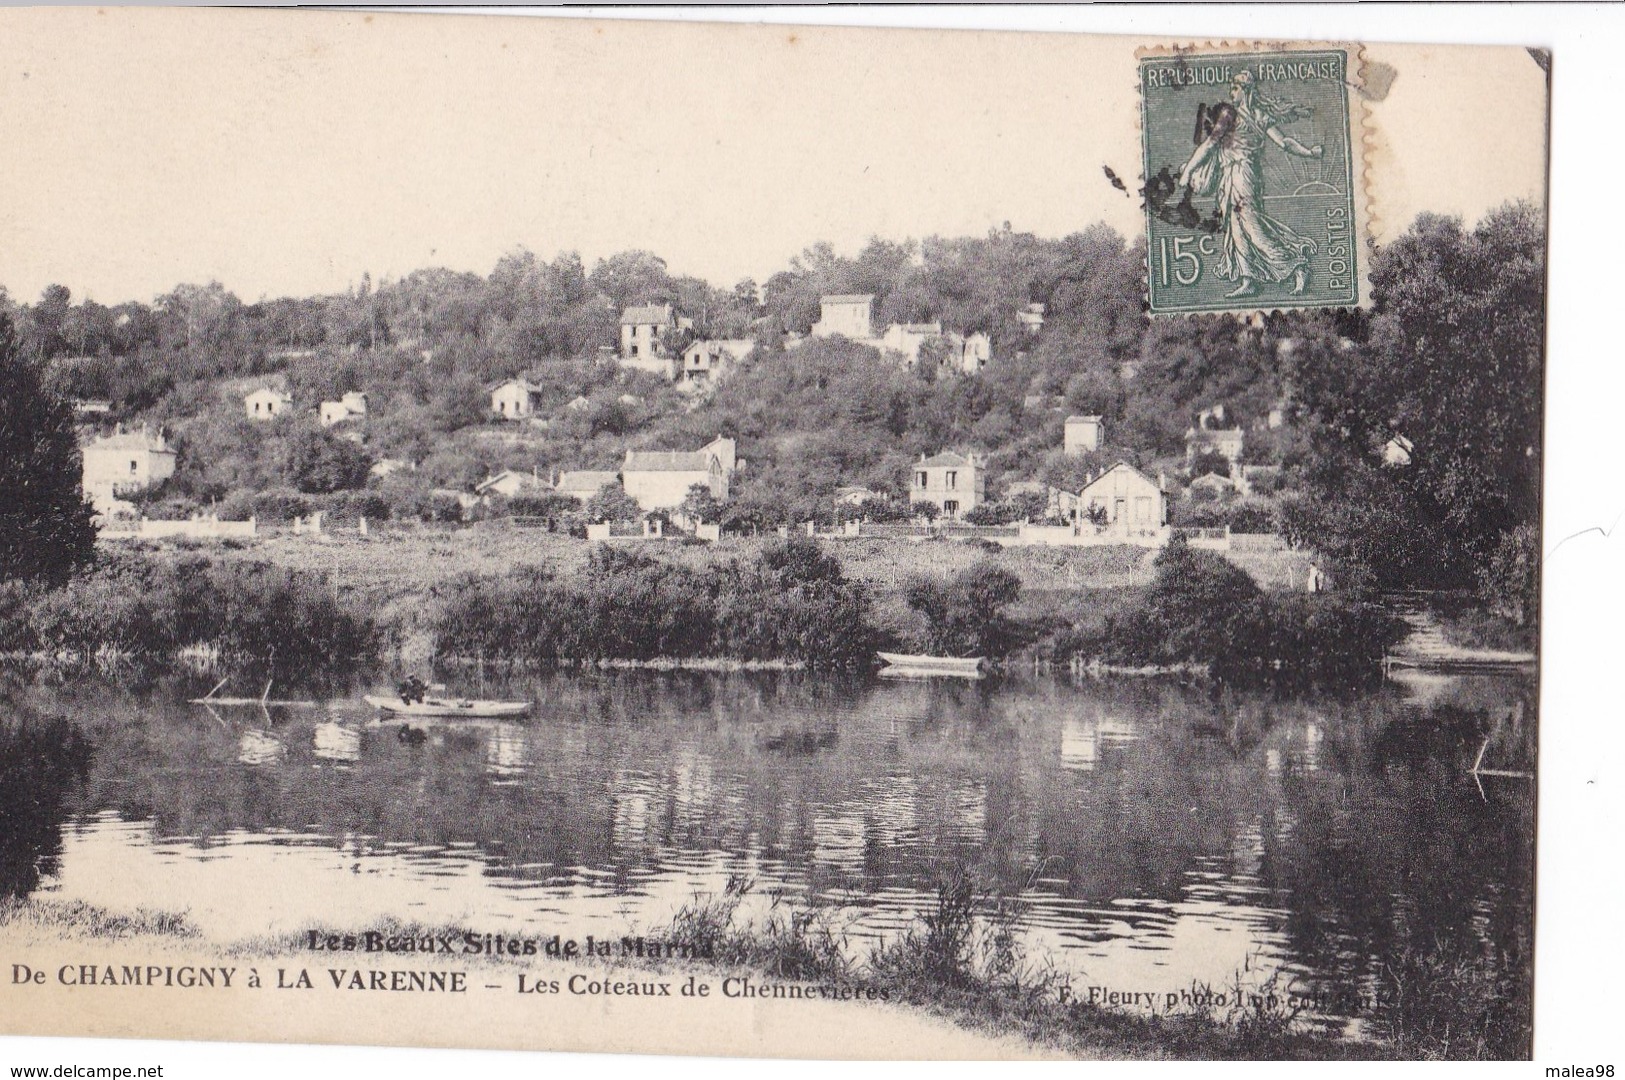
[362,694,531,718]
[875,652,985,678]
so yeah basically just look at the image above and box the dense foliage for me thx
[1062,536,1405,682]
[0,553,376,675]
[431,537,876,668]
[0,312,96,584]
[903,561,1024,657]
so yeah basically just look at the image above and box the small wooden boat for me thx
[363,694,531,718]
[876,652,985,678]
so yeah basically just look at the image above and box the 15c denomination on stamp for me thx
[1140,44,1368,315]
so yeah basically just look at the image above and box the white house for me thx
[490,378,544,419]
[319,391,368,427]
[1079,462,1166,537]
[1064,415,1103,455]
[244,387,293,420]
[678,339,753,393]
[622,449,728,512]
[811,295,875,340]
[880,322,943,366]
[619,304,680,376]
[908,451,984,520]
[82,426,177,516]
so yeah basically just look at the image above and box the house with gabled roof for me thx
[1079,461,1166,538]
[908,451,985,520]
[475,469,550,500]
[490,377,544,419]
[622,448,728,512]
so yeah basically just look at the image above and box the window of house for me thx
[129,460,138,474]
[630,344,639,356]
[1114,497,1126,521]
[916,471,928,488]
[944,500,959,517]
[946,471,957,489]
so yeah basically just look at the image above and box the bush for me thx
[903,560,1023,657]
[251,489,313,523]
[20,553,376,675]
[1072,535,1404,682]
[1475,523,1539,628]
[319,490,391,524]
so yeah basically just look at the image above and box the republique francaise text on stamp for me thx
[1140,45,1368,315]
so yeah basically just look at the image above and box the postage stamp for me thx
[1140,45,1367,315]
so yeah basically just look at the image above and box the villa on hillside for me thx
[244,387,293,420]
[811,295,875,340]
[880,322,942,366]
[622,450,728,513]
[1017,303,1045,335]
[82,425,177,517]
[1064,415,1102,455]
[490,377,545,418]
[619,304,693,378]
[616,436,737,514]
[319,391,368,427]
[908,451,984,520]
[678,339,753,393]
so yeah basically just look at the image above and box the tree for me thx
[678,483,723,526]
[1293,203,1545,589]
[583,482,642,524]
[282,426,372,494]
[0,312,97,584]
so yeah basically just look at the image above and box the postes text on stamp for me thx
[1140,46,1365,315]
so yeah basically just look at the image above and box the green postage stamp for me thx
[1140,45,1368,315]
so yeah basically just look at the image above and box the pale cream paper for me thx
[0,6,1548,1062]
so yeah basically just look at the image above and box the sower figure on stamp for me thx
[1178,70,1324,298]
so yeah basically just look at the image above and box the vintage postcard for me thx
[0,7,1548,1065]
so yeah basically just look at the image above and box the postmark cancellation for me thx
[1139,44,1371,316]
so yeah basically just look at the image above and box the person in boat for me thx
[397,675,429,705]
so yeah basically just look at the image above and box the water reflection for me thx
[8,668,1533,1038]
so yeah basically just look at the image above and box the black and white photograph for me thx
[0,5,1605,1071]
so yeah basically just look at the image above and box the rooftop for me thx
[624,450,715,473]
[555,470,620,491]
[87,430,172,453]
[821,294,875,304]
[917,451,977,469]
[620,304,675,326]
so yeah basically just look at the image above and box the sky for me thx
[0,8,1549,306]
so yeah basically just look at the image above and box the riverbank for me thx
[5,530,1522,688]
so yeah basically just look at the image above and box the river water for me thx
[2,666,1534,1037]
